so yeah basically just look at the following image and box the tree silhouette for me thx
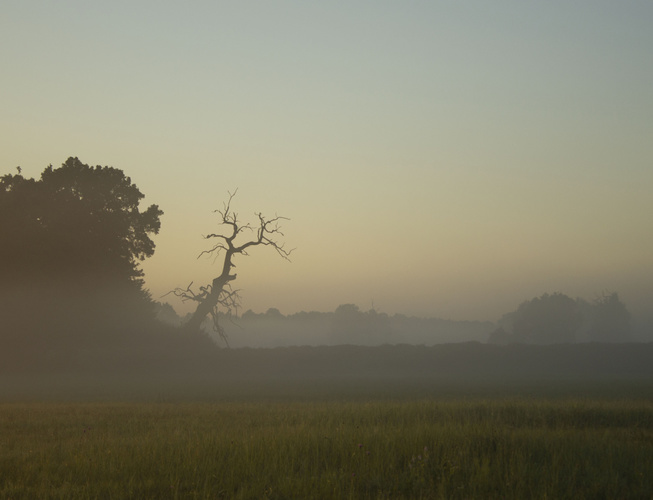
[588,292,631,342]
[496,292,582,344]
[170,191,291,342]
[0,157,162,342]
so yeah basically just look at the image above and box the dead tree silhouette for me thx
[169,191,292,343]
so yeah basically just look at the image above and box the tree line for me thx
[156,303,494,347]
[157,296,633,348]
[1,158,292,368]
[1,158,162,349]
[488,292,631,344]
[0,158,639,368]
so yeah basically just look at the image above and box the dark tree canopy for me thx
[0,157,163,346]
[493,292,582,344]
[1,157,162,286]
[588,292,631,342]
[489,291,632,344]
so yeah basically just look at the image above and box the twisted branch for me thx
[169,190,293,344]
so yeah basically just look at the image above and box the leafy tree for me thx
[487,326,513,345]
[330,304,393,342]
[0,157,163,341]
[588,292,631,342]
[492,291,633,345]
[496,292,582,344]
[154,302,183,327]
[265,308,284,319]
[334,303,362,318]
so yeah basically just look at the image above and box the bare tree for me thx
[170,191,292,343]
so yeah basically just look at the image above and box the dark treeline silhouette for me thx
[0,158,214,372]
[156,303,496,347]
[2,157,650,389]
[489,292,633,344]
[158,292,640,348]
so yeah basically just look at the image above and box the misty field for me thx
[2,397,652,499]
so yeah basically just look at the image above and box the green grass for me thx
[1,397,652,499]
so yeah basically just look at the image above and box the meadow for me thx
[2,393,652,499]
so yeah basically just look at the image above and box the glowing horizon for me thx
[2,2,652,323]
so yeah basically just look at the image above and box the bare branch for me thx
[164,281,209,304]
[233,213,294,260]
[171,190,292,342]
[197,242,228,260]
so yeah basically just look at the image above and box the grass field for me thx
[2,394,652,499]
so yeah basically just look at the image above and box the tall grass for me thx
[1,398,652,499]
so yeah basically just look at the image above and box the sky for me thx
[2,1,652,322]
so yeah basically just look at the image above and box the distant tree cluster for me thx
[488,292,631,344]
[161,303,494,347]
[1,158,163,354]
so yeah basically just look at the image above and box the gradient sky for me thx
[2,1,652,321]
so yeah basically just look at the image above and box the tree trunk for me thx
[185,293,217,333]
[184,273,236,333]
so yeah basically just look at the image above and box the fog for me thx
[158,290,652,349]
[3,2,653,401]
[3,283,653,402]
[4,2,653,326]
[1,157,652,403]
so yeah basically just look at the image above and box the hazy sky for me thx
[2,1,652,321]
